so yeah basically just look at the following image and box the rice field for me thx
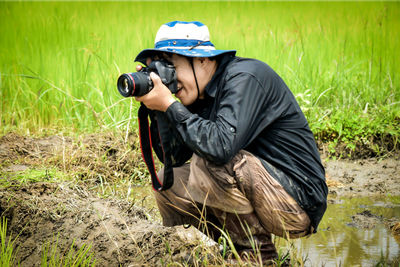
[1,1,399,149]
[1,3,400,265]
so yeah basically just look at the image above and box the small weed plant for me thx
[0,217,19,267]
[41,235,96,267]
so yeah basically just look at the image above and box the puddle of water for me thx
[284,197,400,266]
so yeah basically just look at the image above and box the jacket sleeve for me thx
[165,72,278,165]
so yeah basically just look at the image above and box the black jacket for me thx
[153,54,328,231]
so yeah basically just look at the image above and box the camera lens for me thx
[117,74,135,97]
[117,72,152,97]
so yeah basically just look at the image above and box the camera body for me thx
[117,60,177,97]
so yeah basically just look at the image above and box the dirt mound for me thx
[0,132,148,183]
[0,133,66,162]
[0,182,220,266]
[316,131,400,159]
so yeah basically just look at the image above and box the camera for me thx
[117,60,177,97]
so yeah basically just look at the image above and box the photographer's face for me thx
[168,54,216,106]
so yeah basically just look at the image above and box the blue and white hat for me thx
[135,21,236,64]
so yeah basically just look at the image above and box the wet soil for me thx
[0,182,219,266]
[0,132,399,265]
[349,209,400,233]
[324,157,400,199]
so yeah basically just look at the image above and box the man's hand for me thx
[135,72,176,112]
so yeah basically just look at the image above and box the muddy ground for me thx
[0,132,399,266]
[0,182,219,266]
[324,156,400,198]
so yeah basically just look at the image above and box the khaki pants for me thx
[154,150,311,247]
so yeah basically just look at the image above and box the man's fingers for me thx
[150,72,162,85]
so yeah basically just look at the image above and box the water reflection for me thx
[286,197,400,266]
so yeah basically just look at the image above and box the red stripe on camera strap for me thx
[138,104,174,191]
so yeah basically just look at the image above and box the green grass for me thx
[0,168,69,189]
[41,236,96,267]
[1,1,399,154]
[0,217,19,266]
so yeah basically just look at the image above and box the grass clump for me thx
[310,105,400,158]
[0,217,19,267]
[0,168,69,190]
[41,236,96,267]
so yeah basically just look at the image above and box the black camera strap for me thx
[138,104,174,191]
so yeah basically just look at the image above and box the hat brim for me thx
[135,48,236,65]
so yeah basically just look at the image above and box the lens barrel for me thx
[117,72,152,97]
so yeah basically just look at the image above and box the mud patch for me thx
[350,210,383,229]
[324,157,400,198]
[0,182,220,266]
[0,133,66,162]
[348,209,400,244]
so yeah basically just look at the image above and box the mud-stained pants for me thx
[154,150,311,251]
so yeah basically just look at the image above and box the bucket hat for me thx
[135,21,236,64]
